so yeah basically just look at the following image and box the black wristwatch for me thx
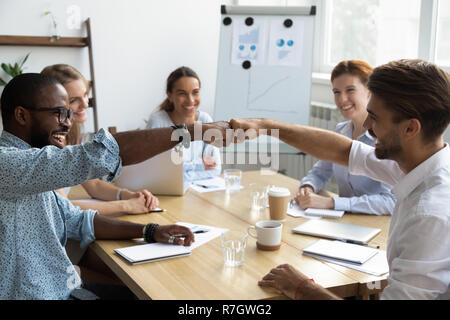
[171,124,191,149]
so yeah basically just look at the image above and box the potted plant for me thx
[0,53,30,86]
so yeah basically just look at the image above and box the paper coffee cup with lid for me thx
[268,187,291,221]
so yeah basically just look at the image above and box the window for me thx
[436,0,450,67]
[236,0,447,72]
[322,0,421,72]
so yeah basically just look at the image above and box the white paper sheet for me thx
[189,177,244,193]
[115,222,228,264]
[303,243,389,277]
[231,18,266,65]
[287,202,321,219]
[267,19,304,66]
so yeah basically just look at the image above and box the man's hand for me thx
[258,264,314,300]
[153,225,195,246]
[200,121,233,147]
[229,118,267,143]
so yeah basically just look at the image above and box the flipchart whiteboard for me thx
[214,5,316,128]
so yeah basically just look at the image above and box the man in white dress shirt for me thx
[230,59,450,300]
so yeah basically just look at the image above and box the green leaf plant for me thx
[0,52,30,86]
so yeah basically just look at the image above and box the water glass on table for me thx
[249,183,269,212]
[224,169,242,194]
[221,230,248,267]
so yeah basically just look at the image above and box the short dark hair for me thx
[368,59,450,142]
[0,73,60,126]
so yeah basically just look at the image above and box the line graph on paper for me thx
[245,70,297,114]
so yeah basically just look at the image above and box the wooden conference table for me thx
[69,171,391,300]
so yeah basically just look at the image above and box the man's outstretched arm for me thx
[230,118,352,167]
[114,121,231,166]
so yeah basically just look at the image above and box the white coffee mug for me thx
[247,220,283,251]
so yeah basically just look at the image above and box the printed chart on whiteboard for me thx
[215,5,315,128]
[230,17,306,115]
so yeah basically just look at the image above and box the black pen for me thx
[337,239,380,249]
[194,230,208,234]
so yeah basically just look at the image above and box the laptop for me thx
[292,220,381,244]
[115,148,187,196]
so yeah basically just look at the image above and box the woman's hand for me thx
[202,156,217,170]
[294,185,314,206]
[121,189,159,214]
[295,186,334,210]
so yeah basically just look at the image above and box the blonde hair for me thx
[41,64,89,145]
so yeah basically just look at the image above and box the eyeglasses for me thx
[23,106,73,124]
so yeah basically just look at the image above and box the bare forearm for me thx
[82,179,118,200]
[113,128,180,166]
[113,122,230,166]
[263,119,352,166]
[93,214,143,239]
[72,200,126,216]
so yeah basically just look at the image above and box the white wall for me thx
[0,0,234,133]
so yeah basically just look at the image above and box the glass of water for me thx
[221,230,248,267]
[249,183,269,212]
[224,169,242,194]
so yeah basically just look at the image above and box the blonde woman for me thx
[42,64,159,215]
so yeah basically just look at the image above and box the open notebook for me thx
[302,239,389,276]
[114,222,227,265]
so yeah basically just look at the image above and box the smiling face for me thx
[64,79,89,123]
[332,74,370,123]
[167,76,201,123]
[28,84,71,149]
[364,94,403,160]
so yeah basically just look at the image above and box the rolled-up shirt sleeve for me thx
[348,141,403,187]
[56,192,97,248]
[0,129,122,198]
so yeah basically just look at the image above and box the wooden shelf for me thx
[0,35,88,47]
[0,19,99,132]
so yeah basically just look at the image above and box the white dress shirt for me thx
[349,141,450,300]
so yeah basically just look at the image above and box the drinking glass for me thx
[224,169,242,194]
[221,230,248,267]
